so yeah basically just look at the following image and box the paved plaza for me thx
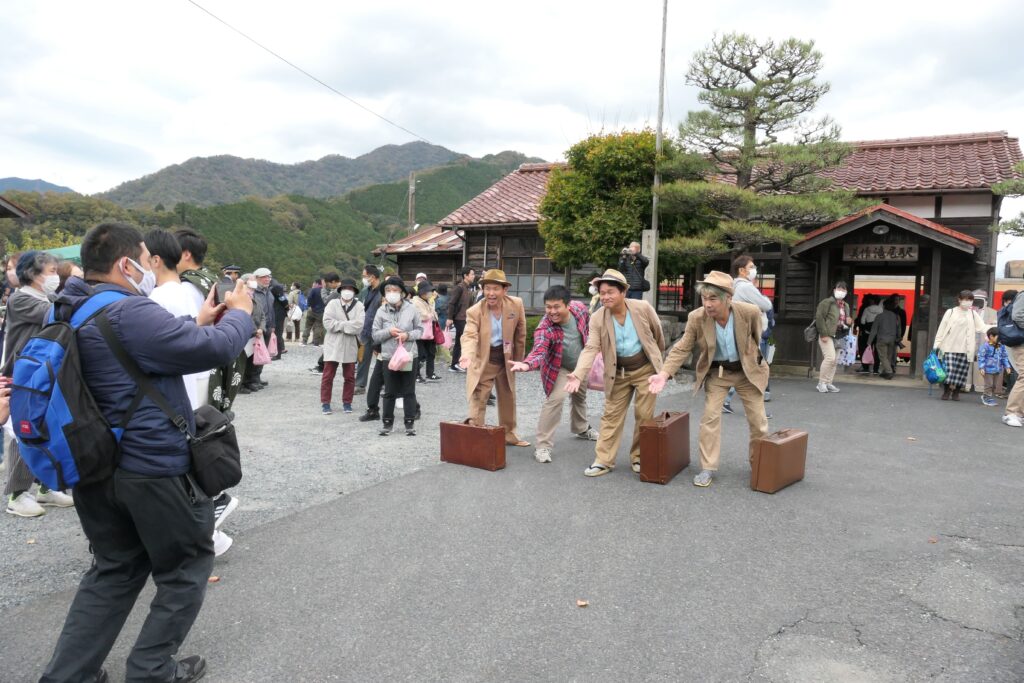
[2,345,1023,682]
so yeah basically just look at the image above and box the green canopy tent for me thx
[43,244,81,265]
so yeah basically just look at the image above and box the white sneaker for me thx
[575,427,599,441]
[534,448,552,463]
[816,383,828,393]
[213,530,233,557]
[826,384,841,393]
[6,492,46,517]
[1002,414,1023,428]
[35,489,74,507]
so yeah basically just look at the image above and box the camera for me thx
[621,248,632,256]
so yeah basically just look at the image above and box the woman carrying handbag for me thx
[933,289,989,401]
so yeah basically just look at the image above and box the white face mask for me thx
[385,291,402,305]
[41,273,60,296]
[833,290,846,300]
[340,289,355,301]
[361,277,370,288]
[588,285,598,296]
[959,300,972,309]
[747,267,757,281]
[124,258,156,296]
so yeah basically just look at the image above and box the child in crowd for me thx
[977,327,1011,407]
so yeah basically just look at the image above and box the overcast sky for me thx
[3,0,1023,266]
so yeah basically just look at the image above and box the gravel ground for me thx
[0,343,700,612]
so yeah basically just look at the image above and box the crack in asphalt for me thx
[938,532,1024,550]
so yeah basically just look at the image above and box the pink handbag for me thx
[388,343,412,371]
[253,336,272,366]
[588,354,605,391]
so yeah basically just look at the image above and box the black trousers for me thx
[450,319,466,368]
[366,356,385,411]
[273,317,286,357]
[416,340,436,378]
[243,332,270,385]
[382,367,417,424]
[41,469,214,683]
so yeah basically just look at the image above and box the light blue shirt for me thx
[490,312,503,347]
[713,312,739,362]
[613,311,643,357]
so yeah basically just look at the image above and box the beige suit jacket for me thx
[571,298,665,398]
[461,295,527,401]
[662,301,769,393]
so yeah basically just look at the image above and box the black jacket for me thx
[617,252,649,291]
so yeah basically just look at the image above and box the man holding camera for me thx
[617,241,649,301]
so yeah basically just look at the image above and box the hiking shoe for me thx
[358,410,380,422]
[35,489,74,507]
[322,403,333,415]
[379,421,393,436]
[826,384,840,393]
[631,461,641,473]
[212,530,232,557]
[816,383,828,393]
[534,448,552,463]
[343,403,353,413]
[405,422,416,436]
[1003,414,1023,428]
[212,493,238,530]
[584,463,612,477]
[722,403,734,414]
[427,374,442,381]
[173,655,207,682]
[575,427,598,441]
[6,492,45,517]
[693,469,714,487]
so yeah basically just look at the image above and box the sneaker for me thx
[6,492,45,517]
[35,489,74,507]
[816,383,828,393]
[416,376,426,384]
[259,380,269,386]
[172,655,207,682]
[427,374,442,381]
[379,422,393,436]
[212,493,238,530]
[1002,414,1023,428]
[309,367,322,374]
[826,384,840,393]
[358,410,380,422]
[693,469,714,487]
[631,461,641,473]
[584,463,612,477]
[405,423,416,436]
[322,403,333,415]
[343,403,353,414]
[721,403,734,414]
[981,396,996,407]
[212,530,233,557]
[448,365,465,373]
[575,427,599,441]
[534,448,552,463]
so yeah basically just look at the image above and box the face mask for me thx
[385,291,402,305]
[747,267,757,281]
[588,286,598,296]
[833,290,846,300]
[124,258,156,296]
[959,300,972,309]
[42,274,60,296]
[361,278,370,288]
[340,289,355,301]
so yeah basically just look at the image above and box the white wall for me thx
[889,195,935,217]
[942,193,992,218]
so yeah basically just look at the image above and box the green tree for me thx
[993,161,1024,237]
[538,130,685,273]
[659,33,869,266]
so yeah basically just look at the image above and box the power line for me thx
[185,0,431,144]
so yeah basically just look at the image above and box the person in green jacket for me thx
[814,281,854,393]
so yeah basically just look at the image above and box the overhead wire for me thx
[185,0,431,144]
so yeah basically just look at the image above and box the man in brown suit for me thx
[649,271,769,487]
[566,269,665,477]
[458,269,530,446]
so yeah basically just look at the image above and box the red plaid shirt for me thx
[524,300,590,396]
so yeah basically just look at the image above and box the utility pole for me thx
[408,171,416,231]
[643,0,668,310]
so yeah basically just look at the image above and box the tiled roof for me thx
[795,203,980,247]
[373,224,463,256]
[436,162,564,228]
[821,131,1023,193]
[0,195,29,219]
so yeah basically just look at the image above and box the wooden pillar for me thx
[910,266,923,378]
[928,247,941,345]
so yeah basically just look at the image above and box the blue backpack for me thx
[10,291,131,491]
[922,351,948,385]
[298,291,308,311]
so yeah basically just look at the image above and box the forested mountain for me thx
[97,142,464,208]
[0,178,75,194]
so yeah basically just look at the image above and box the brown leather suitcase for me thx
[638,411,690,484]
[750,428,807,493]
[440,420,506,471]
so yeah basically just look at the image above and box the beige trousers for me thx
[535,367,590,450]
[699,369,769,471]
[876,340,895,375]
[593,363,657,468]
[468,359,521,444]
[818,337,837,384]
[1007,346,1024,418]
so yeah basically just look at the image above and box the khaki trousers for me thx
[818,337,837,384]
[535,367,590,450]
[1007,346,1024,418]
[468,360,521,443]
[876,340,895,375]
[699,369,769,471]
[594,363,657,468]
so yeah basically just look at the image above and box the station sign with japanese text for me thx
[842,244,919,262]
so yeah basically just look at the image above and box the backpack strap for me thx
[50,290,131,327]
[95,314,192,439]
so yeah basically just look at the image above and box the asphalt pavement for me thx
[2,348,1023,682]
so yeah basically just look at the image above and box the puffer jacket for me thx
[56,278,253,477]
[371,298,422,360]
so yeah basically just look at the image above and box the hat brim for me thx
[479,279,511,287]
[696,279,734,296]
[593,278,627,289]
